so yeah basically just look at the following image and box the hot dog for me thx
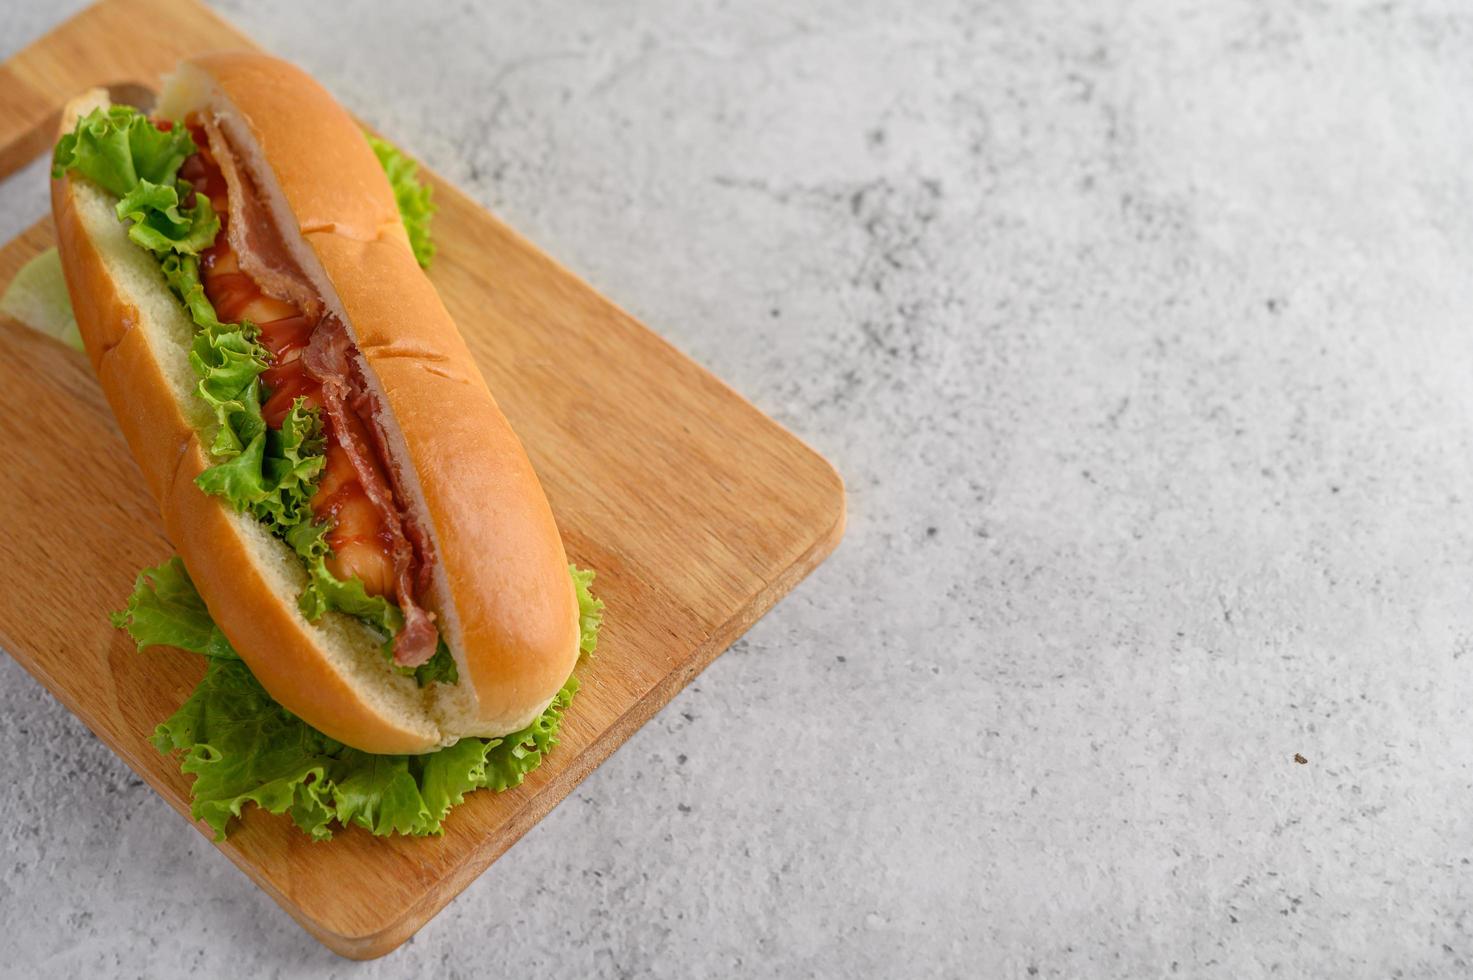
[51,52,588,757]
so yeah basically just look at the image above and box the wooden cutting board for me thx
[0,0,844,960]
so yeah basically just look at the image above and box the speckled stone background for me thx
[2,1,1472,977]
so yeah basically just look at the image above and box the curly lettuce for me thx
[114,558,603,840]
[367,135,436,268]
[52,106,198,199]
[115,179,219,254]
[109,557,239,661]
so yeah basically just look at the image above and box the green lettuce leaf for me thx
[328,750,431,835]
[258,401,327,528]
[51,105,196,198]
[415,639,460,687]
[367,135,436,269]
[572,563,605,656]
[191,328,266,409]
[160,252,229,333]
[288,519,403,634]
[290,520,458,688]
[109,557,238,660]
[152,656,339,841]
[51,106,217,255]
[114,178,219,255]
[300,559,404,634]
[414,737,494,824]
[193,422,269,504]
[483,674,579,791]
[116,558,603,840]
[164,253,271,461]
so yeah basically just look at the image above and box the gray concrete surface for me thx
[3,1,1472,977]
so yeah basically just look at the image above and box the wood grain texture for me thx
[0,0,844,960]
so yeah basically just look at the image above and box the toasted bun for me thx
[54,55,579,754]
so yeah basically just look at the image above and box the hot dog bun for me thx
[52,54,580,754]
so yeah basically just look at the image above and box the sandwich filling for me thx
[180,118,439,667]
[54,104,453,683]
